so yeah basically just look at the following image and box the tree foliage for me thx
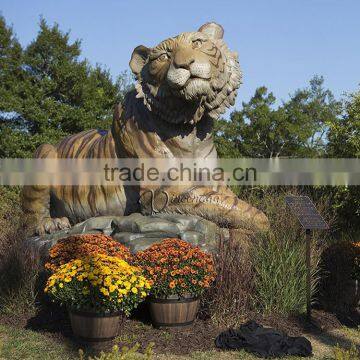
[215,76,341,158]
[328,89,360,157]
[326,89,360,229]
[0,17,133,157]
[214,77,360,231]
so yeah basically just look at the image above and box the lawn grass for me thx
[0,322,359,360]
[0,324,76,360]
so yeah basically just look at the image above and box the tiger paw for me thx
[35,217,71,235]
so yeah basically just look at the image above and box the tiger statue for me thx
[22,22,269,236]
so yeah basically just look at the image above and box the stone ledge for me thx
[25,213,223,260]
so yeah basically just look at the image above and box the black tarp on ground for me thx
[215,321,312,358]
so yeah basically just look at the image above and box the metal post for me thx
[306,228,311,321]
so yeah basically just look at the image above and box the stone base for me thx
[25,213,223,260]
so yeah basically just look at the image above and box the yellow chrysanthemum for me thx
[100,287,109,296]
[44,253,152,316]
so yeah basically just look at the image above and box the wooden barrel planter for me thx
[69,310,122,342]
[149,295,199,328]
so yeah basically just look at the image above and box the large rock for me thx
[25,213,223,260]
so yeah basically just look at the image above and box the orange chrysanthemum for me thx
[134,238,216,298]
[45,234,131,272]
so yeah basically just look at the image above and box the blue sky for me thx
[1,0,359,115]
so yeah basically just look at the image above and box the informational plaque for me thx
[285,195,329,230]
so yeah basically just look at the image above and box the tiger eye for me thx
[192,39,203,49]
[158,53,169,61]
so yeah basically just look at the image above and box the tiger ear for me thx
[129,45,151,76]
[198,22,224,40]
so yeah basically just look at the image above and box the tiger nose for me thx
[173,47,195,69]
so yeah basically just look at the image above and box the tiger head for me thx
[129,22,242,125]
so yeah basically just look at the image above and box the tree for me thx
[0,16,26,146]
[325,89,360,229]
[284,76,342,157]
[0,17,133,157]
[213,118,242,158]
[0,16,23,116]
[327,89,360,157]
[228,87,296,158]
[215,76,341,158]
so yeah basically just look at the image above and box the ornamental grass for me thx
[45,234,131,272]
[134,238,216,298]
[44,254,151,315]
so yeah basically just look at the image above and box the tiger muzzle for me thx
[167,63,212,90]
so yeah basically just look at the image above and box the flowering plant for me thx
[134,238,216,298]
[44,254,151,315]
[45,234,131,272]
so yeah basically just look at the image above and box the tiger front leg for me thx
[22,185,71,235]
[21,143,72,236]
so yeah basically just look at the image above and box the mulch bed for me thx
[0,302,351,357]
